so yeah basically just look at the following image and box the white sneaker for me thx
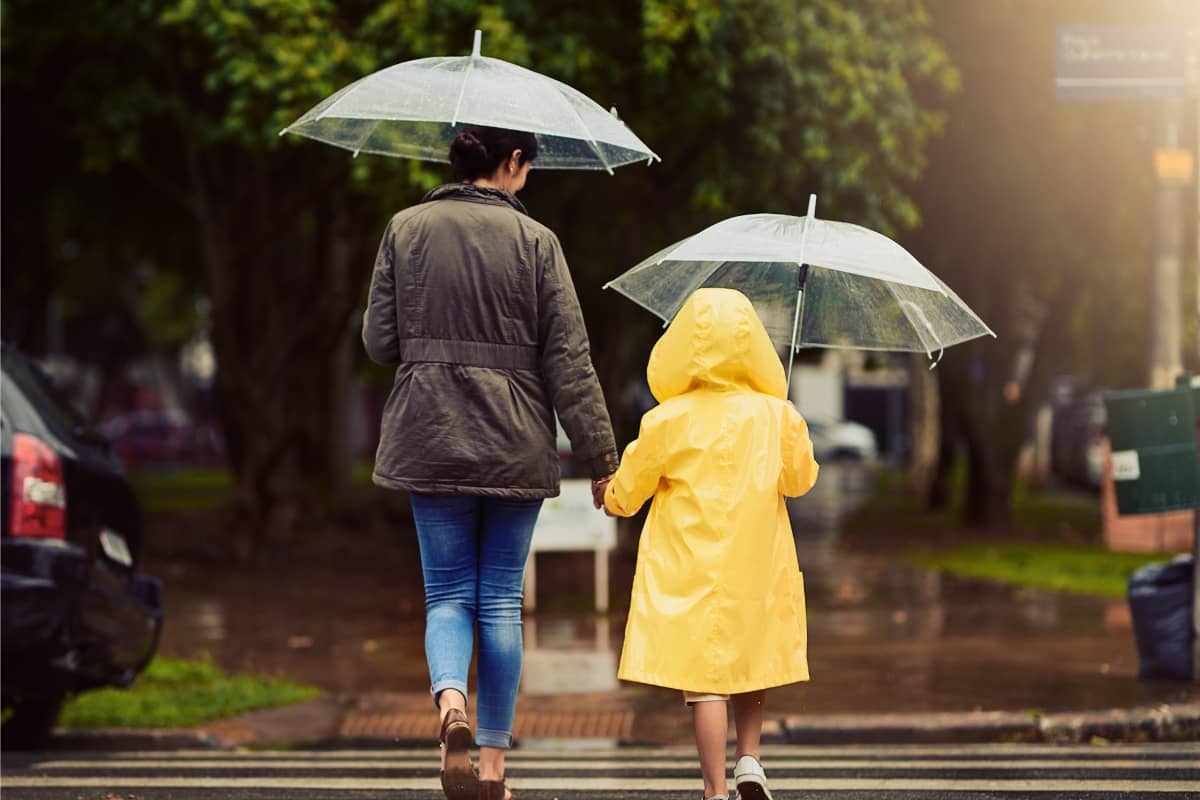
[734,755,773,800]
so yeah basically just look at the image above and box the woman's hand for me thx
[591,475,613,510]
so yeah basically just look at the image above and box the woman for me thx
[362,124,618,800]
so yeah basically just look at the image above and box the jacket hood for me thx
[647,288,787,403]
[421,183,528,215]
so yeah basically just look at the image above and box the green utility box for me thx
[1103,385,1198,516]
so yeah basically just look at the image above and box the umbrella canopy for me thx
[605,196,994,368]
[281,30,658,173]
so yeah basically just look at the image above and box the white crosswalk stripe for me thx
[2,742,1198,799]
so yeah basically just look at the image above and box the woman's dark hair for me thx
[449,125,538,181]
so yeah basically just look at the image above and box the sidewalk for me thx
[50,690,1200,751]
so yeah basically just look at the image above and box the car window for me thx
[1,347,88,431]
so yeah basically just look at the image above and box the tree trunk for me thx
[962,418,1013,531]
[927,365,960,512]
[960,373,1029,532]
[907,352,941,497]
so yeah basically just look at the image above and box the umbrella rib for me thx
[312,75,369,124]
[605,283,672,326]
[450,36,482,126]
[350,118,385,158]
[662,260,732,321]
[930,272,998,339]
[884,279,944,365]
[557,95,614,175]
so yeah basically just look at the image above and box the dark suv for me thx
[1,344,164,748]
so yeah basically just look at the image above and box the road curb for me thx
[775,710,1037,745]
[775,702,1200,745]
[1037,703,1200,743]
[46,727,223,751]
[47,700,1200,751]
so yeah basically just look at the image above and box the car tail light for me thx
[9,433,67,539]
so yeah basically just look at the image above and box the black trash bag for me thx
[1128,554,1194,680]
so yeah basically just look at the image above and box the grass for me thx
[128,468,233,514]
[843,464,1168,597]
[909,542,1177,598]
[1011,479,1102,538]
[845,464,1102,541]
[58,655,320,728]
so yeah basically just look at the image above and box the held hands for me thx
[591,474,613,511]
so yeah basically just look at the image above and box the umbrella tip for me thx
[806,193,817,219]
[472,29,482,58]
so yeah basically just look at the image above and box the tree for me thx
[4,0,427,556]
[3,0,959,553]
[909,0,1199,529]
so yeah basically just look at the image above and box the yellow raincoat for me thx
[605,288,819,694]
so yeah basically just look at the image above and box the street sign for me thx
[1055,26,1190,100]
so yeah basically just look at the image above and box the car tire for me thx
[2,692,65,750]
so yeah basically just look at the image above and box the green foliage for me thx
[632,0,956,230]
[911,542,1175,598]
[3,0,958,506]
[58,655,320,728]
[4,0,954,293]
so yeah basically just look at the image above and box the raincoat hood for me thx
[647,288,787,403]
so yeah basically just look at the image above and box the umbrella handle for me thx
[786,194,818,395]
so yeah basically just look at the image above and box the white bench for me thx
[524,479,617,612]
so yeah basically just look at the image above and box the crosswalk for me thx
[3,742,1198,799]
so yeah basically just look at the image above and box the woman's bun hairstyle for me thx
[449,124,538,181]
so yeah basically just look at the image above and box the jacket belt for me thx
[398,338,540,371]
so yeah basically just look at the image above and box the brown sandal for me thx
[439,708,478,800]
[479,779,511,800]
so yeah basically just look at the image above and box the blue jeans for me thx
[410,493,542,749]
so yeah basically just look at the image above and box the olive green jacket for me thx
[362,183,617,497]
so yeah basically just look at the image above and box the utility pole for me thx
[1150,99,1186,389]
[1194,62,1200,369]
[1192,42,1200,687]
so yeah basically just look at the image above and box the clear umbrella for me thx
[281,30,659,173]
[605,195,994,379]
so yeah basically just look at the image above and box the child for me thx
[605,288,819,800]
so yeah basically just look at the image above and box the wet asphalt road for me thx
[4,742,1199,799]
[148,463,1200,718]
